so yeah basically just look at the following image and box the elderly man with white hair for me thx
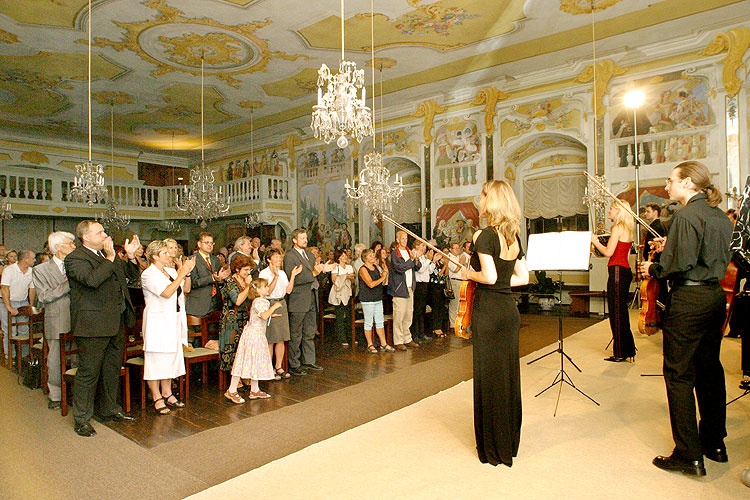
[32,231,76,409]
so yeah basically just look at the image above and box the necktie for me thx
[205,256,217,296]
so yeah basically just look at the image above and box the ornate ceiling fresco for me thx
[0,0,745,158]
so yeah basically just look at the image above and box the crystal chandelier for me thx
[97,105,130,232]
[159,219,183,233]
[0,196,12,221]
[346,151,403,222]
[311,0,372,148]
[244,212,263,228]
[344,2,402,222]
[244,106,263,227]
[583,173,608,230]
[71,0,108,208]
[176,55,230,228]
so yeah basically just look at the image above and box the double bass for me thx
[381,215,473,338]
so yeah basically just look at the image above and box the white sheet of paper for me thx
[526,231,592,271]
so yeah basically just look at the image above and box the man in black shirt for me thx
[641,161,733,477]
[642,203,668,312]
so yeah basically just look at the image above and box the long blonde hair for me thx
[611,200,635,241]
[481,180,521,243]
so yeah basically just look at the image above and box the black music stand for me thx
[525,231,600,416]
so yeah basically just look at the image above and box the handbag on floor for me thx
[18,358,41,389]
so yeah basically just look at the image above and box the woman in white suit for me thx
[142,240,195,415]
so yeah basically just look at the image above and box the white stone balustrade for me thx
[612,125,710,167]
[437,160,478,189]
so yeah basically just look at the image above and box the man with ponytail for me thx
[640,161,733,476]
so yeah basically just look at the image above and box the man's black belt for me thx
[671,279,719,287]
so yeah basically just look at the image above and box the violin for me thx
[638,243,660,336]
[719,260,739,332]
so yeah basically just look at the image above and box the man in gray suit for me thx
[32,231,76,410]
[283,228,335,375]
[185,232,230,319]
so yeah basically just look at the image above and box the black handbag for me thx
[442,279,455,300]
[18,358,41,389]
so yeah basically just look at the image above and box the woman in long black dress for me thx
[461,180,529,467]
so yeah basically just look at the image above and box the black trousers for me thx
[607,266,635,358]
[72,320,125,424]
[412,282,429,338]
[333,302,352,344]
[662,283,727,460]
[428,282,448,332]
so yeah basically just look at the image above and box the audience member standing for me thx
[218,255,255,377]
[388,231,424,350]
[329,250,354,346]
[411,241,433,344]
[1,249,36,357]
[141,240,194,415]
[186,232,230,322]
[428,248,449,337]
[228,236,253,267]
[283,228,335,375]
[32,232,75,410]
[447,242,463,332]
[65,221,141,437]
[358,249,394,352]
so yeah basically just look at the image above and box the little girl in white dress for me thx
[224,278,281,404]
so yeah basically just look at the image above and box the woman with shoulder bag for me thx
[329,250,355,346]
[428,247,450,337]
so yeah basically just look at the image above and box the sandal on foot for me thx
[367,345,378,354]
[248,391,271,399]
[381,345,395,352]
[275,368,291,379]
[163,394,185,408]
[153,398,171,415]
[224,390,245,404]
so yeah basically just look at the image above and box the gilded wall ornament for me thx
[559,0,624,14]
[0,29,19,44]
[283,134,302,170]
[574,59,627,120]
[20,151,49,165]
[412,100,445,146]
[88,0,308,88]
[699,27,750,98]
[471,86,509,136]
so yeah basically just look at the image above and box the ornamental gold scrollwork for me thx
[559,0,624,14]
[471,86,510,136]
[0,29,19,44]
[574,60,627,120]
[283,135,302,170]
[412,100,445,146]
[699,27,750,98]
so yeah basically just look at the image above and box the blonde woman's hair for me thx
[163,237,177,246]
[611,200,635,239]
[247,277,269,301]
[481,180,521,243]
[145,240,167,263]
[674,160,722,207]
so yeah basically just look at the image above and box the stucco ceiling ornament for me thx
[88,0,308,88]
[412,99,445,146]
[574,59,627,120]
[559,0,624,15]
[471,86,509,136]
[699,27,750,98]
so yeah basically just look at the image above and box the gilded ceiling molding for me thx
[574,59,627,120]
[88,0,309,88]
[559,0,624,14]
[471,86,510,136]
[283,135,302,170]
[0,29,19,44]
[698,27,750,98]
[20,151,49,165]
[412,100,445,146]
[239,100,264,110]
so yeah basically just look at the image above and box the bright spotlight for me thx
[624,89,645,109]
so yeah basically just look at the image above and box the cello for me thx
[380,215,472,338]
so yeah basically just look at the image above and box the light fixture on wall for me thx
[244,105,263,229]
[344,0,402,222]
[70,0,108,207]
[0,196,12,221]
[311,0,373,148]
[97,104,130,233]
[176,54,230,228]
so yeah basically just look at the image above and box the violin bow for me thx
[583,171,662,239]
[380,214,464,269]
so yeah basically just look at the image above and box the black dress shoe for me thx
[302,363,323,371]
[604,356,626,362]
[739,378,750,391]
[102,412,136,423]
[47,399,61,410]
[74,422,97,437]
[652,455,706,476]
[289,366,307,376]
[703,447,728,463]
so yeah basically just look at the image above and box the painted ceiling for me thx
[0,0,744,159]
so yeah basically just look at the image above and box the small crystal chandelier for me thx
[345,3,402,222]
[244,212,263,228]
[97,105,130,233]
[311,0,373,148]
[244,106,263,228]
[71,0,108,208]
[346,151,403,222]
[176,54,230,228]
[159,219,183,233]
[0,196,12,221]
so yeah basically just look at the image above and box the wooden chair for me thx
[31,336,47,394]
[59,331,131,416]
[181,311,222,395]
[7,306,44,372]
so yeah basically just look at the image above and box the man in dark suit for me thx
[283,228,335,375]
[65,221,141,437]
[32,231,76,410]
[642,203,668,312]
[185,232,230,320]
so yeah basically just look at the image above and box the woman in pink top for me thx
[592,200,636,362]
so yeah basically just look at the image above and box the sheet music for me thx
[526,231,592,271]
